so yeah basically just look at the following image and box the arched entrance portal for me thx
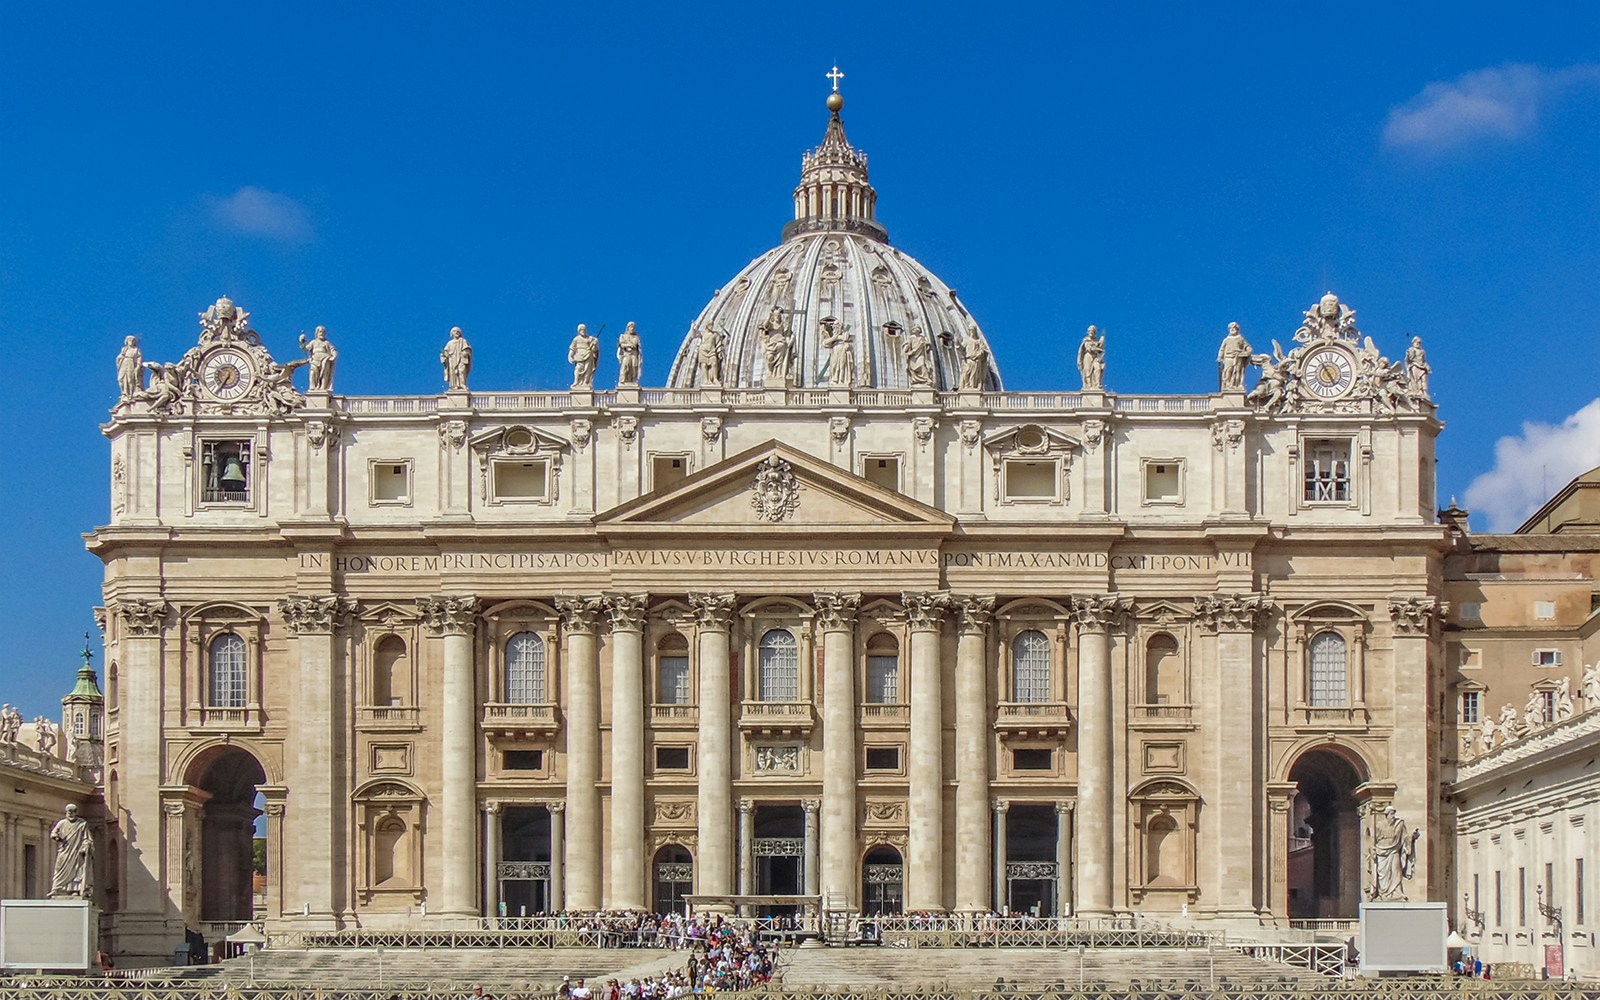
[861,845,903,915]
[652,845,693,914]
[184,746,267,924]
[1287,747,1366,919]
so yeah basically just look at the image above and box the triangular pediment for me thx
[597,441,954,537]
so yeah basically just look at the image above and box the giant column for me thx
[557,596,605,911]
[606,593,649,910]
[422,594,480,916]
[904,591,950,911]
[1197,593,1269,918]
[279,594,355,926]
[1389,596,1442,900]
[690,593,737,901]
[953,596,995,912]
[814,592,861,907]
[1071,593,1128,916]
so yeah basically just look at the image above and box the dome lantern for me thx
[783,73,885,244]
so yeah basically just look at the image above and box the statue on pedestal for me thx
[49,803,94,899]
[616,322,642,386]
[695,326,725,386]
[0,704,20,743]
[116,337,144,402]
[904,327,935,388]
[1077,325,1105,390]
[1584,663,1600,711]
[1365,804,1419,901]
[1404,336,1430,400]
[568,324,599,389]
[35,717,58,755]
[1557,677,1576,720]
[820,317,855,387]
[441,327,472,391]
[1217,322,1253,391]
[760,308,794,386]
[299,326,338,392]
[958,323,988,391]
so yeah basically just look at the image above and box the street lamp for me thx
[1462,892,1486,937]
[1535,884,1565,979]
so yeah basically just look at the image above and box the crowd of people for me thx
[547,913,781,997]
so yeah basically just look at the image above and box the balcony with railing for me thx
[860,703,910,725]
[482,702,560,738]
[1293,704,1370,728]
[357,704,422,731]
[650,703,699,727]
[739,700,814,735]
[194,705,263,733]
[994,701,1073,738]
[1131,703,1194,728]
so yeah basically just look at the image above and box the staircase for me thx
[169,947,683,992]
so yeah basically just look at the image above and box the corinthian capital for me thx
[1194,592,1271,633]
[277,594,357,635]
[604,592,649,632]
[419,595,478,636]
[688,593,736,632]
[953,595,996,634]
[555,595,605,633]
[114,599,169,637]
[812,592,862,632]
[1388,596,1444,636]
[1070,593,1131,631]
[901,591,951,630]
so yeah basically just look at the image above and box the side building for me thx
[89,92,1448,964]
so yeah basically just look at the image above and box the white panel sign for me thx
[0,899,95,971]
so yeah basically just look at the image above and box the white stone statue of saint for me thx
[1497,703,1518,746]
[116,336,144,402]
[760,308,794,386]
[1405,336,1430,399]
[1557,676,1576,720]
[441,327,472,391]
[821,318,855,387]
[1077,325,1105,391]
[695,326,724,386]
[616,321,642,386]
[904,327,935,388]
[0,704,19,744]
[1366,805,1418,901]
[35,717,58,755]
[568,324,599,389]
[1478,712,1495,753]
[958,323,987,391]
[1583,663,1600,711]
[1217,322,1253,392]
[49,803,94,899]
[1524,690,1545,733]
[299,326,338,392]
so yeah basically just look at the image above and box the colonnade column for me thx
[1197,593,1269,918]
[1389,596,1443,900]
[953,596,995,913]
[1056,801,1075,917]
[814,592,861,907]
[279,594,355,926]
[690,593,736,901]
[549,802,566,913]
[483,801,502,920]
[421,594,480,916]
[112,600,175,959]
[738,800,755,897]
[803,799,821,897]
[605,592,649,911]
[904,590,950,912]
[556,596,605,911]
[992,800,1009,912]
[1071,593,1129,917]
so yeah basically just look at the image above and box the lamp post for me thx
[1462,892,1486,937]
[1535,884,1565,979]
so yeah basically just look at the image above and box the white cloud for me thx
[205,186,313,242]
[1382,63,1600,152]
[1463,398,1600,532]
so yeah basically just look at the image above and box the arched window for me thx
[505,632,546,703]
[372,635,408,707]
[208,633,248,708]
[758,629,799,702]
[1146,814,1180,885]
[1011,629,1052,703]
[1308,631,1348,707]
[865,633,900,704]
[373,816,407,885]
[1145,633,1181,705]
[657,633,691,705]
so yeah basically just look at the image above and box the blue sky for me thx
[2,3,1597,718]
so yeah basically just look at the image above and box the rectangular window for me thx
[1143,461,1182,503]
[1474,873,1481,916]
[1458,603,1482,622]
[1532,649,1563,667]
[1003,459,1057,501]
[23,844,37,897]
[201,439,252,504]
[1495,870,1503,926]
[863,456,901,492]
[1461,691,1480,724]
[1303,441,1351,502]
[371,461,411,504]
[865,747,900,771]
[865,655,899,704]
[493,460,550,502]
[503,749,544,771]
[658,656,691,705]
[652,454,689,491]
[1308,633,1349,707]
[1579,859,1586,925]
[1012,748,1053,771]
[1519,867,1527,926]
[1541,690,1556,722]
[1547,862,1555,905]
[1534,601,1557,620]
[655,746,690,771]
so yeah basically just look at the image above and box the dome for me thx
[667,93,1003,392]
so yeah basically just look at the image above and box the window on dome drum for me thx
[208,633,248,708]
[492,459,549,502]
[1304,441,1351,502]
[1460,691,1480,725]
[655,746,690,771]
[201,439,251,504]
[652,454,689,491]
[863,456,900,492]
[865,746,900,771]
[1011,630,1052,703]
[1143,461,1182,504]
[757,629,799,702]
[1012,748,1053,771]
[503,750,543,771]
[371,461,411,504]
[504,632,546,703]
[1307,631,1348,707]
[1003,460,1057,502]
[658,654,691,706]
[865,634,899,704]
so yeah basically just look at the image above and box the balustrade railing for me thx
[1132,703,1193,721]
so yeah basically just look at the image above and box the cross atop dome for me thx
[826,65,844,93]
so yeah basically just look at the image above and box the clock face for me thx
[202,350,254,401]
[1302,347,1355,399]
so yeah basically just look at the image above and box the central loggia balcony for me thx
[994,701,1074,738]
[738,700,815,736]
